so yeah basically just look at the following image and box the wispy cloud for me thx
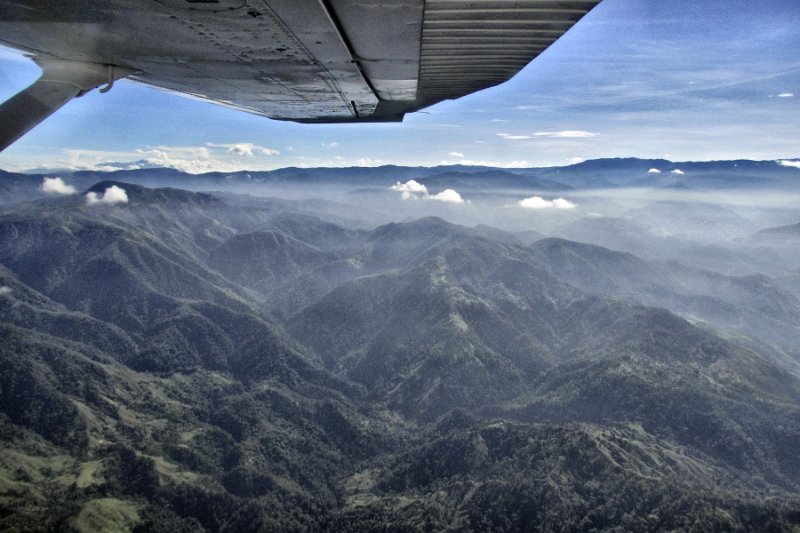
[519,196,577,210]
[322,142,339,149]
[449,151,465,158]
[438,158,530,168]
[41,177,76,195]
[86,185,129,206]
[777,93,794,98]
[497,133,533,140]
[534,131,599,138]
[498,131,598,140]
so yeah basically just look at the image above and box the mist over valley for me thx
[1,158,800,530]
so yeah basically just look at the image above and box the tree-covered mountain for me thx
[1,182,799,531]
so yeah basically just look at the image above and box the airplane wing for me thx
[0,0,601,151]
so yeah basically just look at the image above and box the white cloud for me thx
[322,142,339,149]
[568,157,585,165]
[449,151,465,158]
[206,142,280,157]
[390,180,466,203]
[498,131,598,140]
[671,169,685,175]
[131,145,258,173]
[135,146,229,173]
[778,160,800,169]
[228,143,253,157]
[23,143,290,175]
[778,93,794,98]
[41,177,76,195]
[519,196,577,210]
[355,157,382,166]
[648,168,662,174]
[0,286,12,296]
[86,185,129,206]
[534,130,599,138]
[497,133,533,140]
[425,189,465,203]
[439,158,530,168]
[552,198,577,209]
[391,180,428,198]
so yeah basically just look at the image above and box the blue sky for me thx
[0,0,798,173]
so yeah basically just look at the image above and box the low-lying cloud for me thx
[391,180,466,203]
[426,189,465,203]
[41,177,76,195]
[391,179,428,199]
[648,168,662,174]
[0,286,12,296]
[86,185,129,206]
[672,169,685,175]
[778,160,800,169]
[519,196,577,210]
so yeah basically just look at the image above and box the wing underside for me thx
[0,0,600,131]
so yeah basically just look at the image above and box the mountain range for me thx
[3,157,799,206]
[0,179,799,530]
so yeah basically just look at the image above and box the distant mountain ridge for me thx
[2,156,798,206]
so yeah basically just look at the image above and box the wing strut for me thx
[0,59,129,153]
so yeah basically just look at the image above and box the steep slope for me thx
[528,238,800,363]
[334,418,799,532]
[288,218,800,489]
[0,188,390,531]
